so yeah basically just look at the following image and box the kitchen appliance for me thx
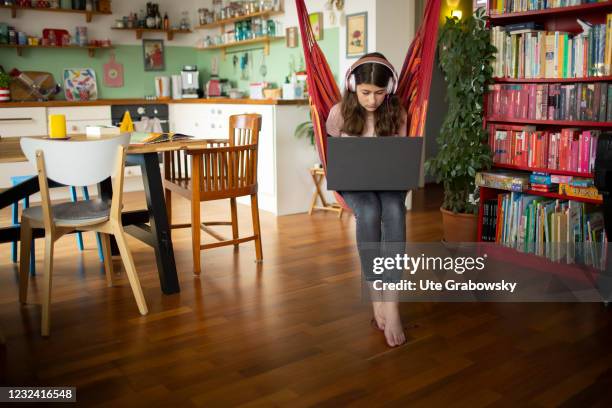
[111,104,169,132]
[181,65,199,99]
[205,76,221,98]
[154,76,170,100]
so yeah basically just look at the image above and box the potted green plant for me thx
[425,8,495,242]
[294,119,315,147]
[0,70,11,102]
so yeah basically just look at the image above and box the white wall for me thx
[376,0,415,72]
[339,0,376,81]
[338,0,416,89]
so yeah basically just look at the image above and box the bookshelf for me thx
[478,1,611,270]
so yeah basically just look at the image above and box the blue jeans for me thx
[340,191,407,282]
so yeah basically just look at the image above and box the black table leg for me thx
[98,177,120,255]
[127,153,180,294]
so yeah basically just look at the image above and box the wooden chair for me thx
[164,114,263,275]
[19,134,148,337]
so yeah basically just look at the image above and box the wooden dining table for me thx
[0,134,227,295]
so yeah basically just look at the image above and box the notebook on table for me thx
[130,132,195,146]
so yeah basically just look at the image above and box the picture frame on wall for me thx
[286,27,298,48]
[346,12,367,58]
[309,12,323,41]
[142,39,165,71]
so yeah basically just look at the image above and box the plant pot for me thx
[440,207,478,242]
[0,88,10,102]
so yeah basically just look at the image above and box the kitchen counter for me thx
[0,98,309,108]
[0,98,318,216]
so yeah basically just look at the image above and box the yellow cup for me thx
[48,114,67,139]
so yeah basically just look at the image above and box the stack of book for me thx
[476,171,531,191]
[490,192,607,269]
[489,125,601,173]
[490,15,612,78]
[487,82,611,121]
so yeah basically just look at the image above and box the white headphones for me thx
[345,56,399,95]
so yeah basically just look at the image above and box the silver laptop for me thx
[326,136,423,191]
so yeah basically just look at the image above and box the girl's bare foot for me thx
[382,302,406,347]
[372,301,385,330]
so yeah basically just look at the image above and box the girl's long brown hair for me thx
[340,53,405,136]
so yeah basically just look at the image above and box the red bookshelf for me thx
[487,118,612,128]
[489,1,612,23]
[478,1,610,272]
[493,76,612,83]
[492,163,594,178]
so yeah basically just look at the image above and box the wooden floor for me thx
[1,185,612,407]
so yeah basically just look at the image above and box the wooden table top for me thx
[0,135,228,163]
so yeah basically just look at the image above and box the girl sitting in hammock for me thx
[326,52,409,348]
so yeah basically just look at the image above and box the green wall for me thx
[197,27,339,93]
[0,27,339,99]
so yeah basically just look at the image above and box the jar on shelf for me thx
[266,19,275,37]
[212,0,222,20]
[72,0,85,10]
[60,0,71,9]
[252,17,262,37]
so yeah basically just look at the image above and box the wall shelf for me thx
[0,43,114,57]
[195,9,283,30]
[111,27,192,41]
[196,36,284,58]
[0,4,112,22]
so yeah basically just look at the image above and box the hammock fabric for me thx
[296,0,442,208]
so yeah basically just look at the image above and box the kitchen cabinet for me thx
[0,107,46,188]
[47,106,111,135]
[1,101,319,215]
[169,102,316,215]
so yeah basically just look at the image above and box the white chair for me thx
[19,134,148,337]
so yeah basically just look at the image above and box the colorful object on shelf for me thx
[63,68,98,101]
[475,171,530,192]
[103,53,124,88]
[42,28,70,46]
[48,114,67,139]
[119,110,134,132]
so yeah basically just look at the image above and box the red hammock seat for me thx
[296,0,442,208]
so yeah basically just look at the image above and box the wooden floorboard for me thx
[1,185,611,406]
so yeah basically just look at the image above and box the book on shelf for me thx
[487,81,610,121]
[488,124,601,173]
[490,14,611,79]
[477,167,603,200]
[129,132,195,145]
[491,191,607,269]
[490,0,608,15]
[476,170,531,191]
